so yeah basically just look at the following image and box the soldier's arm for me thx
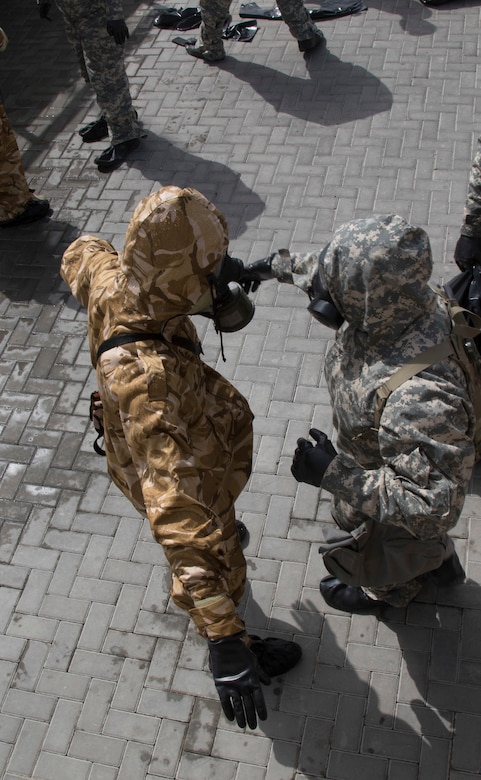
[240,249,321,294]
[105,0,125,19]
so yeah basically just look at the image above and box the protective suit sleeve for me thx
[270,250,321,293]
[105,0,125,19]
[460,143,481,238]
[321,374,476,540]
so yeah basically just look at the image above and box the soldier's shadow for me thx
[130,135,266,240]
[215,43,393,126]
[235,571,478,776]
[0,217,79,303]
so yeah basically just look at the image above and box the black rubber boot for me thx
[320,576,388,614]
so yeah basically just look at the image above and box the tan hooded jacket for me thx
[61,186,253,640]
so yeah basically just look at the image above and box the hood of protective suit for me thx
[120,186,229,319]
[62,186,229,323]
[60,186,229,364]
[322,214,437,345]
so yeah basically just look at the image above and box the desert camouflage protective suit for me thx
[55,0,141,144]
[269,214,476,606]
[60,187,253,640]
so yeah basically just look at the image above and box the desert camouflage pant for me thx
[56,0,141,145]
[97,346,252,640]
[199,0,317,50]
[0,101,33,222]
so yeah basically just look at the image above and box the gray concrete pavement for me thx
[1,0,481,777]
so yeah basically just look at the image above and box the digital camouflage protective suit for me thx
[194,0,322,59]
[54,0,141,145]
[269,214,476,606]
[459,140,481,239]
[60,187,253,640]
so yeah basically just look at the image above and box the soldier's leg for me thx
[275,0,324,51]
[81,30,141,145]
[186,0,231,62]
[0,102,50,225]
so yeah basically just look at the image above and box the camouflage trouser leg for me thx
[80,32,141,146]
[172,415,252,638]
[0,102,33,222]
[276,0,318,40]
[199,0,231,54]
[363,533,455,607]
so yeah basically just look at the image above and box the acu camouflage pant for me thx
[56,0,141,145]
[199,0,318,51]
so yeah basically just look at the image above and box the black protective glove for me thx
[106,18,130,45]
[208,633,269,729]
[239,254,276,293]
[454,234,481,271]
[37,0,52,20]
[214,253,246,287]
[291,428,337,487]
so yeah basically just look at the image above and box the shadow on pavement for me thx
[217,44,393,126]
[128,131,266,240]
[0,217,78,304]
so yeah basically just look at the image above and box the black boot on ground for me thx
[95,138,141,172]
[298,29,324,53]
[320,575,388,614]
[0,198,50,227]
[79,117,109,143]
[429,551,466,586]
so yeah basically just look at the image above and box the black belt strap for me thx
[96,332,202,360]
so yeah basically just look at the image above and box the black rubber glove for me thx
[291,428,337,487]
[208,634,269,729]
[214,254,246,287]
[239,254,276,293]
[106,19,130,45]
[454,234,481,271]
[37,0,52,20]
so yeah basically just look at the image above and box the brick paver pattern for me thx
[1,0,481,778]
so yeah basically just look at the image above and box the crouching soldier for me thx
[60,186,301,728]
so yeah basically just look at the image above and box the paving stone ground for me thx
[1,0,481,778]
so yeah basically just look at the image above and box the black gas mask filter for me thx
[199,253,255,333]
[307,249,344,330]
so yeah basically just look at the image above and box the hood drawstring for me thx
[210,277,227,362]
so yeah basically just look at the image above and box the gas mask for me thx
[191,253,255,333]
[307,248,344,330]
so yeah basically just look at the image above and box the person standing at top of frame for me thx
[186,0,325,62]
[37,0,143,172]
[0,26,50,227]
